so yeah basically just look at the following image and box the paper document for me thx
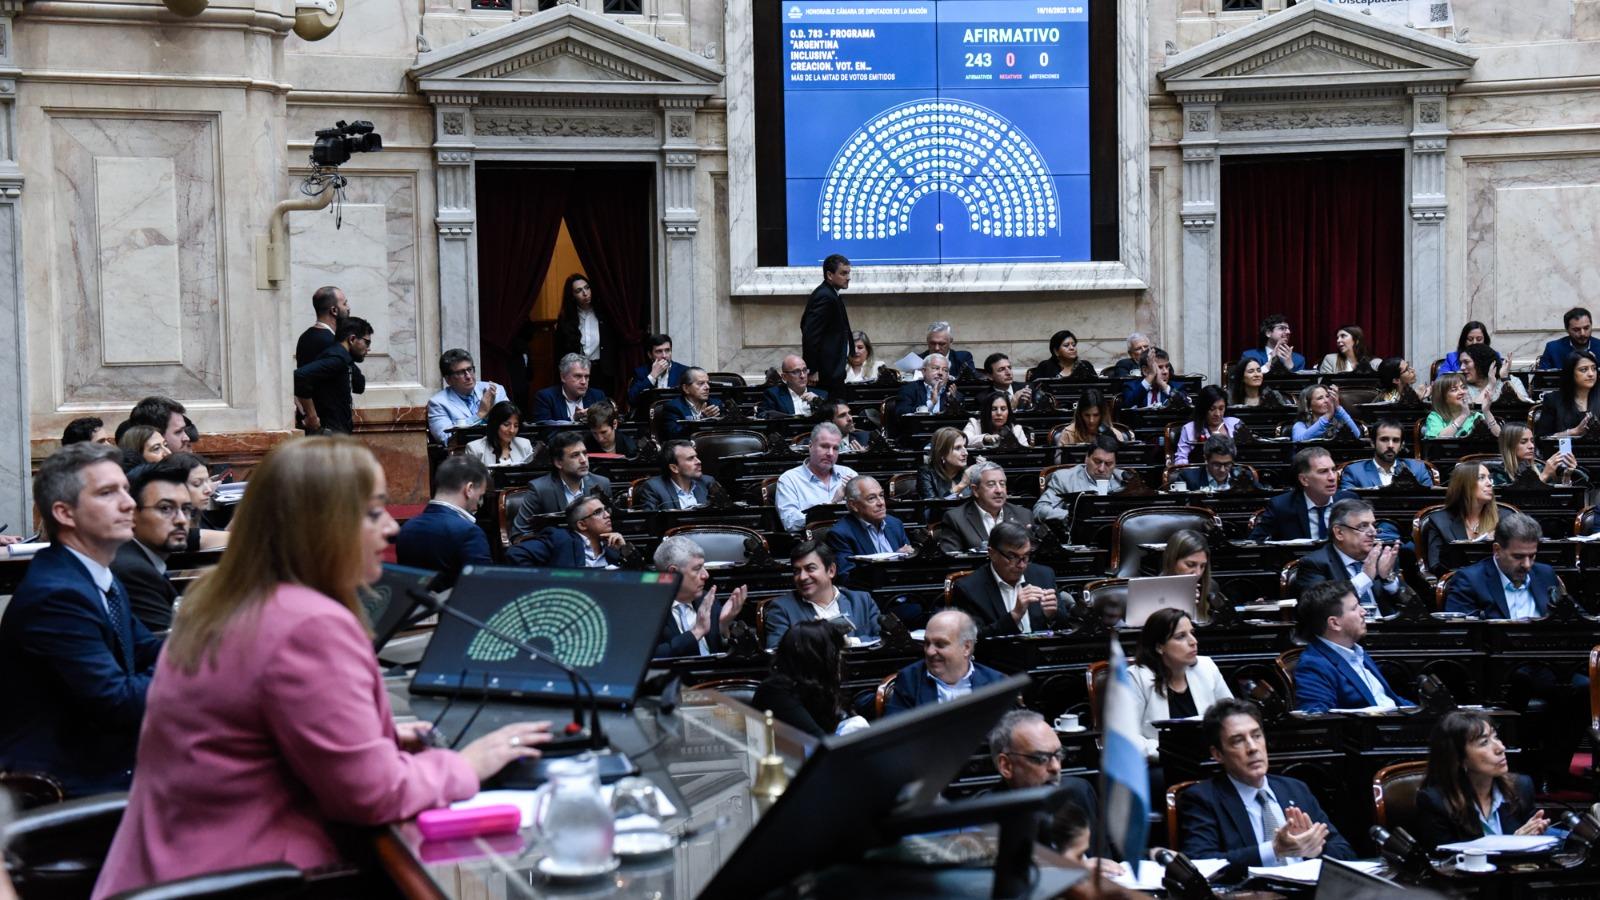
[5,542,48,559]
[1247,859,1385,884]
[851,552,908,562]
[1113,858,1228,890]
[1438,834,1558,854]
[892,352,924,373]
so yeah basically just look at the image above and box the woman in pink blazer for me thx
[95,438,552,897]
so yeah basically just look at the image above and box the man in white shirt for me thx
[531,354,607,424]
[1292,499,1401,616]
[1034,435,1129,525]
[951,522,1061,639]
[894,353,961,416]
[882,610,1009,714]
[638,440,715,512]
[939,462,1034,554]
[426,349,504,443]
[775,423,858,532]
[651,536,747,658]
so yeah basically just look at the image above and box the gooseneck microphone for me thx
[407,588,606,753]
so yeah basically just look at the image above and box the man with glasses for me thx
[762,354,827,417]
[111,461,194,631]
[426,348,505,443]
[1339,420,1434,489]
[952,522,1061,639]
[825,475,912,582]
[986,709,1110,869]
[1176,434,1263,492]
[1292,498,1400,615]
[882,610,1004,714]
[293,316,372,435]
[940,462,1033,553]
[506,492,630,569]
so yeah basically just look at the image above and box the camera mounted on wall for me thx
[311,120,382,169]
[257,120,383,289]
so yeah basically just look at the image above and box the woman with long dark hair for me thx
[1126,608,1232,759]
[1534,349,1597,439]
[1033,329,1098,381]
[1460,344,1529,405]
[1415,710,1546,851]
[1421,462,1502,575]
[751,619,862,737]
[1317,325,1374,374]
[554,272,617,384]
[1227,359,1288,408]
[1056,389,1134,445]
[1375,356,1425,404]
[1438,321,1505,376]
[1175,385,1242,464]
[466,401,535,466]
[964,390,1029,449]
[1161,529,1228,621]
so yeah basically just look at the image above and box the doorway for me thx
[474,164,654,410]
[1220,151,1406,366]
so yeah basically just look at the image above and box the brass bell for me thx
[751,710,789,801]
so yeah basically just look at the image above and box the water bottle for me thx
[539,754,615,871]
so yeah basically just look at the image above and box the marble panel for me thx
[1445,0,1572,44]
[95,156,182,366]
[1452,92,1600,137]
[49,114,224,406]
[0,200,25,536]
[290,202,390,359]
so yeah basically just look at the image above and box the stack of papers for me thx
[1438,834,1558,854]
[213,482,247,505]
[1112,858,1228,890]
[1247,858,1385,884]
[5,541,48,559]
[851,552,908,563]
[892,352,924,373]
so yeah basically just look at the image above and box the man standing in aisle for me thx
[802,254,852,394]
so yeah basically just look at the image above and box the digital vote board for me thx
[779,1,1092,267]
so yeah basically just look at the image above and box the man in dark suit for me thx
[394,455,493,591]
[531,353,608,423]
[1178,698,1355,878]
[941,462,1033,553]
[801,253,852,393]
[1292,499,1401,615]
[294,285,347,432]
[1537,306,1594,369]
[1292,581,1413,714]
[953,522,1061,639]
[660,367,725,438]
[986,709,1107,866]
[1247,447,1356,543]
[1177,434,1264,492]
[894,353,962,416]
[883,610,1006,715]
[638,440,715,511]
[1339,420,1435,490]
[815,399,873,453]
[292,316,371,435]
[764,542,881,649]
[651,535,748,658]
[112,461,195,631]
[1109,332,1151,378]
[505,493,632,569]
[627,333,690,405]
[826,475,911,582]
[0,443,162,796]
[981,353,1033,409]
[925,321,976,382]
[1118,347,1184,410]
[509,431,613,541]
[761,354,828,417]
[1445,512,1559,619]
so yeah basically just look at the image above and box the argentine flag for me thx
[1101,637,1150,861]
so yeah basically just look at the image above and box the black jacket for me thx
[293,343,365,435]
[1413,776,1537,851]
[110,541,178,632]
[801,281,851,387]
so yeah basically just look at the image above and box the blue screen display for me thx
[781,1,1091,266]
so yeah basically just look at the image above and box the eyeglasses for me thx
[1334,521,1378,534]
[783,367,810,376]
[1006,749,1068,766]
[448,366,476,379]
[140,501,196,520]
[994,548,1033,565]
[577,505,610,522]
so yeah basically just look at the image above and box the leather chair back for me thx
[691,430,768,480]
[888,473,919,501]
[1109,506,1220,578]
[874,673,899,719]
[0,772,65,810]
[498,487,530,547]
[1084,578,1129,627]
[690,678,764,708]
[4,792,128,900]
[1085,661,1109,730]
[1165,780,1200,850]
[1371,760,1429,834]
[105,863,305,900]
[665,524,767,565]
[1275,647,1304,708]
[707,372,747,388]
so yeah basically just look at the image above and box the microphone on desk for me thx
[1151,848,1216,898]
[1370,825,1430,875]
[405,588,607,755]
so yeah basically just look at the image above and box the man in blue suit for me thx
[0,443,163,796]
[825,475,911,583]
[1292,499,1402,616]
[395,455,493,591]
[505,493,632,569]
[1537,306,1594,369]
[1292,581,1413,714]
[894,353,962,415]
[531,353,607,423]
[883,609,1006,715]
[1445,512,1559,619]
[1178,698,1355,878]
[1238,314,1306,373]
[626,333,690,405]
[1118,347,1185,410]
[637,440,716,511]
[659,367,725,439]
[763,541,881,650]
[761,354,828,417]
[1248,447,1357,543]
[925,321,976,381]
[1339,420,1435,490]
[1176,434,1265,493]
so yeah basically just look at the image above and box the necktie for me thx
[1348,561,1376,612]
[1257,788,1285,844]
[677,605,708,655]
[104,587,131,670]
[1314,505,1328,541]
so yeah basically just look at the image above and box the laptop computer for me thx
[1123,573,1199,627]
[359,563,440,652]
[411,565,677,708]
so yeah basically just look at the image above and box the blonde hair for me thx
[165,437,378,672]
[1443,461,1498,535]
[1498,422,1530,478]
[1430,373,1466,420]
[1161,528,1214,620]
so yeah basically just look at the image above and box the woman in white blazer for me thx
[1127,607,1233,760]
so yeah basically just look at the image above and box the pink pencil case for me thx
[417,804,523,841]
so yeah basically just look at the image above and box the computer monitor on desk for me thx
[1124,573,1199,627]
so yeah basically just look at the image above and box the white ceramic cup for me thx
[1094,479,1112,496]
[1455,849,1492,872]
[1054,713,1080,731]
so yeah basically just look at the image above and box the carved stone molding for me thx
[1181,214,1216,231]
[442,112,465,135]
[438,224,473,237]
[1220,106,1405,132]
[1186,110,1211,134]
[1417,101,1442,124]
[436,150,472,164]
[665,224,697,236]
[474,113,656,138]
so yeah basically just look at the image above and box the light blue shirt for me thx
[582,539,608,569]
[929,662,976,704]
[426,381,504,443]
[1496,564,1538,620]
[1477,784,1506,836]
[63,545,114,615]
[867,522,895,554]
[672,480,701,510]
[775,462,858,532]
[1316,637,1397,709]
[1228,775,1294,867]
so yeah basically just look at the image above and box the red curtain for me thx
[473,168,568,389]
[1221,153,1406,365]
[564,168,653,396]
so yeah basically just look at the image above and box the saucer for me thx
[1055,726,1088,733]
[1456,863,1496,874]
[614,830,676,858]
[537,855,621,882]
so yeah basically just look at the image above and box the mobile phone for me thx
[1559,437,1574,459]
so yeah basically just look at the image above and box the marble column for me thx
[0,2,26,532]
[1407,86,1451,369]
[433,100,479,359]
[660,100,705,364]
[1177,94,1221,380]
